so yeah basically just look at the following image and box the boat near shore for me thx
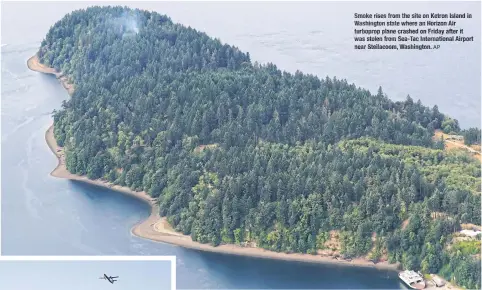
[399,270,426,289]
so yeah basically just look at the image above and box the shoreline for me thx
[27,55,75,95]
[45,125,398,270]
[31,53,400,270]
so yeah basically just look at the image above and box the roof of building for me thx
[460,229,482,237]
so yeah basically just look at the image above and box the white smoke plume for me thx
[108,9,142,38]
[122,10,139,36]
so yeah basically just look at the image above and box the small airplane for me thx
[99,274,119,284]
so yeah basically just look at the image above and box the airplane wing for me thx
[111,276,119,278]
[107,277,114,284]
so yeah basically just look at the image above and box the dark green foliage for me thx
[441,117,461,134]
[41,6,480,289]
[462,128,481,145]
[339,138,481,194]
[452,240,481,256]
[439,248,481,290]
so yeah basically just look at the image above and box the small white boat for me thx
[398,270,426,289]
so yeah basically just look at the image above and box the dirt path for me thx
[433,130,481,161]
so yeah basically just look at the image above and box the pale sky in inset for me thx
[0,260,171,290]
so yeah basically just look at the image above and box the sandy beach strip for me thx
[44,125,154,205]
[33,53,399,270]
[27,55,75,95]
[45,124,398,270]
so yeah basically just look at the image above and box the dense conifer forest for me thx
[39,6,481,289]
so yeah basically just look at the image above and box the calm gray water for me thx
[0,260,172,290]
[2,1,479,289]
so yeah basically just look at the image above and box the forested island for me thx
[36,6,480,289]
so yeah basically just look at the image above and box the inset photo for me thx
[0,256,175,290]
